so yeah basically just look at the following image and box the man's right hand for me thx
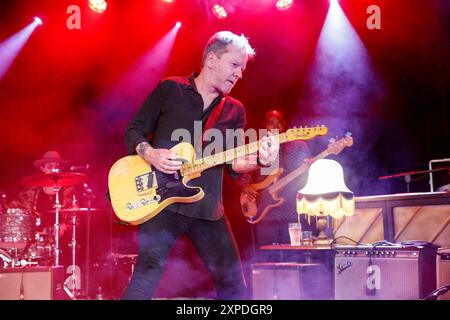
[136,142,182,174]
[242,185,258,202]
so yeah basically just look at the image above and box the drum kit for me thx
[0,170,100,299]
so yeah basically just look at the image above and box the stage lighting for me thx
[163,0,175,3]
[175,21,182,28]
[89,0,107,14]
[34,17,43,26]
[212,4,228,19]
[276,0,294,11]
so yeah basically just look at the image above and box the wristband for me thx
[257,157,271,168]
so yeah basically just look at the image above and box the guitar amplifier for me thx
[252,262,332,300]
[437,247,450,300]
[0,266,65,300]
[334,245,437,300]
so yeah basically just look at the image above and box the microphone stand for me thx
[82,183,95,299]
[53,187,62,267]
[19,265,25,300]
[68,196,79,300]
[404,174,411,193]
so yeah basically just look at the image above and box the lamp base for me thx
[313,215,332,247]
[313,237,332,247]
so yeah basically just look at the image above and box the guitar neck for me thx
[180,133,289,176]
[268,148,332,194]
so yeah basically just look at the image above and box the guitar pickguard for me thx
[154,169,201,202]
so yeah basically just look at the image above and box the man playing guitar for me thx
[239,110,312,246]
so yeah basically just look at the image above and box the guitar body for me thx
[240,168,286,223]
[108,142,204,225]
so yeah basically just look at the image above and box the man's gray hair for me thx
[201,31,256,67]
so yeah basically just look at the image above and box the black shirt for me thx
[125,73,246,221]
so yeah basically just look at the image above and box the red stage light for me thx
[163,0,175,3]
[276,0,294,11]
[212,4,228,19]
[89,0,107,14]
[175,21,182,28]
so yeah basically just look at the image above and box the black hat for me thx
[32,151,70,169]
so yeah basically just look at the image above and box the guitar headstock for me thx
[285,125,328,141]
[327,134,354,155]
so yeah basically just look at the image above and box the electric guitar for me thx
[240,134,354,224]
[108,126,328,225]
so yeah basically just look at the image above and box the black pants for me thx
[121,210,246,300]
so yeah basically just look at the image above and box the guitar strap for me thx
[202,96,226,147]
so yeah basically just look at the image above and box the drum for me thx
[0,208,37,246]
[0,248,12,268]
[24,233,54,265]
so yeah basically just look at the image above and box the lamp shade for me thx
[299,159,352,195]
[297,159,354,219]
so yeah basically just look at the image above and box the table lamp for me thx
[297,159,354,246]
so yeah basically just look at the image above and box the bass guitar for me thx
[108,126,328,225]
[240,134,353,224]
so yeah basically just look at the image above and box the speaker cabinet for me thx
[0,266,65,300]
[252,262,332,300]
[334,245,437,300]
[437,247,450,300]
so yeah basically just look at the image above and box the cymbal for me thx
[21,172,88,187]
[0,241,30,250]
[47,207,101,213]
